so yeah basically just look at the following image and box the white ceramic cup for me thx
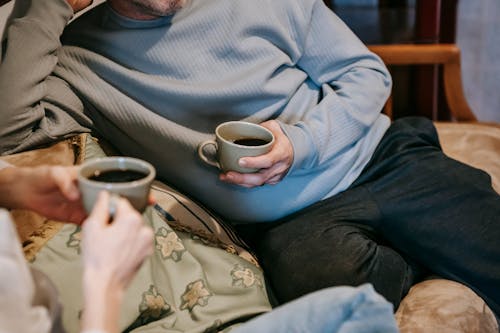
[78,157,156,214]
[198,121,275,173]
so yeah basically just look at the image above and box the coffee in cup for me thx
[198,121,274,173]
[78,157,156,214]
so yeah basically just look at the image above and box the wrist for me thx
[82,269,125,333]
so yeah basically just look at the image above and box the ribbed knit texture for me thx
[1,0,391,222]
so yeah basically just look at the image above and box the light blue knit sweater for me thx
[0,0,391,222]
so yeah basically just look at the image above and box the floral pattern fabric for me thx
[30,137,271,333]
[31,201,271,333]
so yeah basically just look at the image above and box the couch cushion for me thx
[395,279,498,333]
[436,122,500,193]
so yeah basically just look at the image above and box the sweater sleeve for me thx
[279,0,391,171]
[0,0,92,155]
[0,210,53,333]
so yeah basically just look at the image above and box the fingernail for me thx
[239,159,247,167]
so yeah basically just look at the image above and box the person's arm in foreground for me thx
[0,0,93,155]
[0,164,86,223]
[221,0,391,188]
[80,191,154,333]
[0,162,153,333]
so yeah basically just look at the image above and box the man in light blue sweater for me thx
[1,0,499,323]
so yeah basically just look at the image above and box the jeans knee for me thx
[256,225,411,306]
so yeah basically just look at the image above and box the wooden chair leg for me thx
[443,54,476,121]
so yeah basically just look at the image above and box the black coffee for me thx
[89,169,148,183]
[233,138,269,146]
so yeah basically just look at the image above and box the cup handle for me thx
[198,140,220,169]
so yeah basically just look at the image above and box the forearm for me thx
[281,65,391,170]
[0,0,90,154]
[287,0,391,170]
[81,269,124,333]
[0,0,73,108]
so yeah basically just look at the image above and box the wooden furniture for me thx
[324,0,461,121]
[368,44,476,121]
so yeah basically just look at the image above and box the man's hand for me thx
[219,120,294,188]
[67,0,93,13]
[0,165,86,224]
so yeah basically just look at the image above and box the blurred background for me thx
[328,0,500,123]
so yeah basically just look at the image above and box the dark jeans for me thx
[235,117,500,318]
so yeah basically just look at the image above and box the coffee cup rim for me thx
[215,121,275,148]
[78,156,156,189]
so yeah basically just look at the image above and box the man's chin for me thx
[133,0,187,17]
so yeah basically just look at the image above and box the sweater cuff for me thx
[278,122,317,175]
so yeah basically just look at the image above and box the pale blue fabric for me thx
[234,284,399,333]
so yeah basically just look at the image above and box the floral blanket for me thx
[22,134,271,333]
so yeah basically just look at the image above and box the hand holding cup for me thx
[77,157,156,215]
[198,121,275,174]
